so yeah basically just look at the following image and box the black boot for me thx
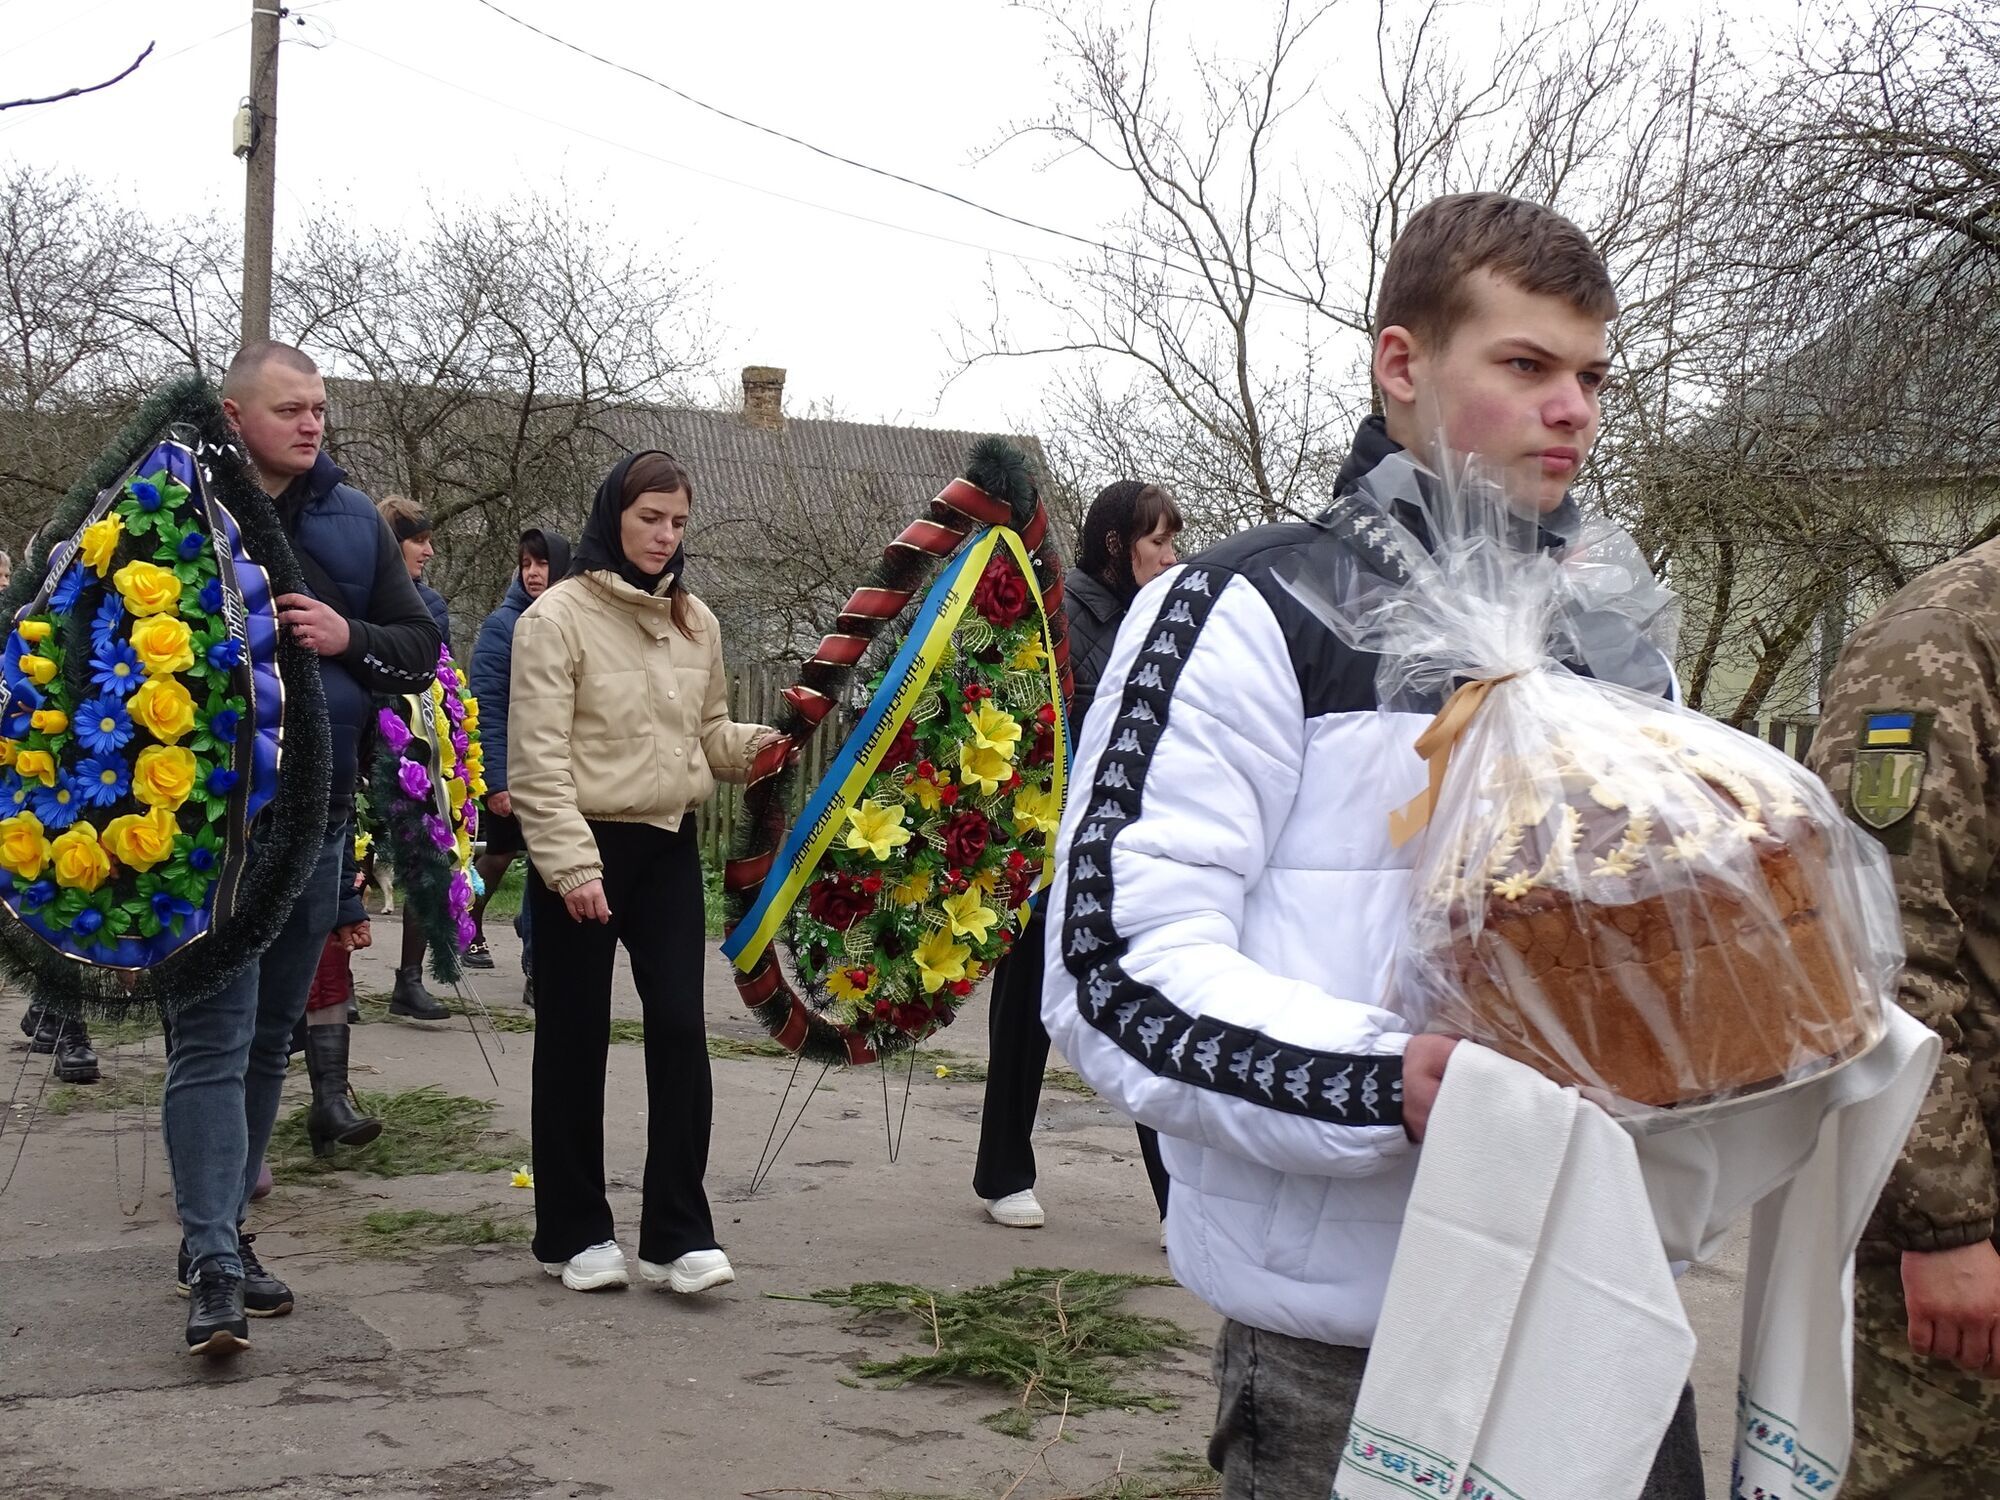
[388,965,448,1021]
[304,1024,383,1158]
[52,1030,99,1083]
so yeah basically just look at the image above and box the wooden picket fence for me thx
[694,663,856,869]
[1743,716,1820,763]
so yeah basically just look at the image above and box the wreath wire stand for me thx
[724,440,1071,1190]
[0,1037,53,1197]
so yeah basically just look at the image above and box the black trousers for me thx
[528,819,715,1266]
[974,902,1171,1215]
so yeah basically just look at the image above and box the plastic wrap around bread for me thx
[1279,446,1897,1117]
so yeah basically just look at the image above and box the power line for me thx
[339,35,1075,269]
[460,0,1333,314]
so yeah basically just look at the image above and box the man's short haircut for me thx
[1374,193,1617,348]
[220,340,320,402]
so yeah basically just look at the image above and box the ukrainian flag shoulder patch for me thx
[1849,707,1934,852]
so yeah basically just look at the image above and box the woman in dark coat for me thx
[973,479,1183,1235]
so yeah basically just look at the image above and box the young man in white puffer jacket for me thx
[1041,194,1702,1499]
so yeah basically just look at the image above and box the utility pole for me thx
[239,1,281,346]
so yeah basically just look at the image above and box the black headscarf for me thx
[569,450,687,595]
[519,527,572,586]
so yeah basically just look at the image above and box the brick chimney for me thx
[741,365,786,431]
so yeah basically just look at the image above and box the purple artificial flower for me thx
[454,915,477,951]
[463,802,479,838]
[451,729,470,759]
[423,813,453,850]
[448,869,472,915]
[443,692,465,725]
[396,759,431,802]
[376,708,411,753]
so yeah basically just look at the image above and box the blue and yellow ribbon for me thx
[724,525,1067,972]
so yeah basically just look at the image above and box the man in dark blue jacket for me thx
[169,342,439,1357]
[466,527,568,999]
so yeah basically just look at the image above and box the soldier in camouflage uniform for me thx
[1808,537,2000,1498]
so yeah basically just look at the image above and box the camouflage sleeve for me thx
[1809,603,2000,1251]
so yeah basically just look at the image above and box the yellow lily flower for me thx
[912,927,971,994]
[1010,635,1048,673]
[941,889,997,944]
[844,798,912,861]
[510,1165,534,1189]
[1012,783,1063,837]
[966,701,1021,760]
[958,740,1012,796]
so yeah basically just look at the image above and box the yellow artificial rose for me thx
[29,709,67,736]
[0,811,51,881]
[18,653,54,686]
[966,701,1022,760]
[844,798,913,861]
[446,774,468,811]
[132,744,197,810]
[129,614,194,677]
[112,558,182,617]
[913,927,971,994]
[0,739,16,768]
[50,824,111,892]
[16,619,51,644]
[80,514,124,576]
[13,748,56,787]
[129,676,196,743]
[958,741,1012,796]
[104,805,178,872]
[463,698,479,731]
[941,889,998,944]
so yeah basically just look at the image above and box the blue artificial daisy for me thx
[76,695,134,755]
[30,774,84,830]
[21,879,55,910]
[207,637,244,671]
[0,772,31,815]
[72,906,104,936]
[90,640,142,697]
[48,565,85,613]
[197,577,225,616]
[177,531,208,562]
[128,479,163,512]
[208,707,240,744]
[77,754,130,808]
[91,591,125,651]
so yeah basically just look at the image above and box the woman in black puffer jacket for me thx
[973,479,1183,1237]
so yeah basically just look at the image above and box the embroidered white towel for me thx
[1332,1042,1693,1500]
[1333,1009,1936,1500]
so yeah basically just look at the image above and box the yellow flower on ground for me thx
[80,514,124,576]
[844,798,912,861]
[934,1064,953,1079]
[888,870,931,908]
[958,741,1011,796]
[30,709,67,736]
[50,824,111,891]
[130,676,197,742]
[112,558,182,617]
[826,965,876,1004]
[132,744,197,810]
[941,889,998,944]
[966,701,1021,760]
[18,653,54,687]
[1010,635,1047,673]
[1012,783,1063,838]
[16,619,51,644]
[912,926,971,994]
[13,748,56,787]
[511,1165,534,1189]
[129,614,194,677]
[104,805,177,872]
[0,811,51,881]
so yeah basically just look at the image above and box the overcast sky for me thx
[3,0,1753,437]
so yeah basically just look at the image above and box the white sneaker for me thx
[540,1240,629,1291]
[638,1248,736,1294]
[984,1189,1045,1228]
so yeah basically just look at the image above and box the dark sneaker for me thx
[462,939,495,970]
[178,1233,294,1317]
[184,1268,249,1357]
[52,1031,99,1083]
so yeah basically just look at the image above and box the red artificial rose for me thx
[1025,718,1055,768]
[948,979,974,998]
[943,810,990,869]
[938,783,960,806]
[972,558,1031,627]
[806,874,876,931]
[860,873,883,895]
[915,758,936,781]
[883,719,919,769]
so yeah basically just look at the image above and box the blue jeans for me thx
[161,828,342,1276]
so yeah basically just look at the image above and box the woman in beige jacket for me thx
[510,450,777,1295]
